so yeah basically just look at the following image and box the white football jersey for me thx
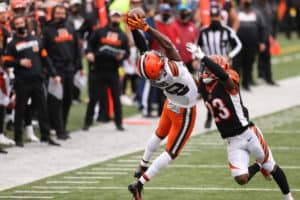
[151,59,198,108]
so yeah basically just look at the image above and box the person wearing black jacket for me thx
[43,4,82,139]
[83,10,129,131]
[3,15,60,147]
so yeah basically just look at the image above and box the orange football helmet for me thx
[137,51,164,80]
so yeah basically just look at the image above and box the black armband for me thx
[132,30,149,53]
[202,56,229,81]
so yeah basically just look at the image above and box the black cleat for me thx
[48,138,61,146]
[57,134,71,140]
[15,140,24,147]
[128,181,143,200]
[134,165,148,178]
[116,125,125,131]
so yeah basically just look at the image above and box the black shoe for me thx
[128,181,143,200]
[134,165,148,178]
[266,80,279,86]
[57,134,71,140]
[82,125,89,131]
[48,138,60,146]
[97,117,110,123]
[15,140,24,147]
[0,147,7,154]
[116,125,125,131]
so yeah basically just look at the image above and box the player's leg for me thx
[227,134,251,185]
[134,101,171,178]
[139,105,196,183]
[248,125,294,200]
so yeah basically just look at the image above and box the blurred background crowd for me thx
[0,0,299,152]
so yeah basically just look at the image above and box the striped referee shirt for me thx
[197,24,242,59]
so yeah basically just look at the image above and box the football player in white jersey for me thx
[126,11,198,200]
[186,42,295,200]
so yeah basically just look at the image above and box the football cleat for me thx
[128,181,143,200]
[134,165,148,178]
[260,168,272,181]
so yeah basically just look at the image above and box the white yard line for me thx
[63,176,113,180]
[0,196,53,199]
[183,146,300,151]
[15,190,69,194]
[30,186,300,192]
[76,171,127,175]
[90,167,133,171]
[46,181,98,184]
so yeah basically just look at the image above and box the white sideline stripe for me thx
[76,171,127,175]
[15,190,69,194]
[106,163,300,169]
[117,159,139,163]
[91,167,132,171]
[272,53,300,64]
[188,142,224,145]
[264,130,300,134]
[183,146,300,151]
[0,196,53,199]
[63,176,113,180]
[47,181,98,184]
[130,152,191,158]
[30,186,300,192]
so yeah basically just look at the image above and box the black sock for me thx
[271,166,290,195]
[248,163,261,181]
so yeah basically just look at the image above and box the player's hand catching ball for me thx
[127,8,149,31]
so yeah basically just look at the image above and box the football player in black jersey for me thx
[186,43,295,200]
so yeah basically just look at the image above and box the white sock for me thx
[139,151,172,184]
[284,192,294,200]
[142,134,162,162]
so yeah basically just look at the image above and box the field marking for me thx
[183,146,300,151]
[76,171,127,175]
[15,190,69,194]
[0,196,53,199]
[63,176,113,180]
[264,130,300,134]
[272,53,300,64]
[117,159,139,163]
[46,181,98,184]
[91,167,132,171]
[30,186,300,192]
[104,163,300,170]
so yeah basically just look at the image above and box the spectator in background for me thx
[233,0,265,91]
[43,4,82,140]
[83,10,129,131]
[174,4,199,74]
[285,0,300,39]
[254,0,278,86]
[197,2,241,129]
[3,15,60,147]
[215,0,240,32]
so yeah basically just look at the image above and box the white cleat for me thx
[284,193,295,200]
[0,134,15,145]
[26,125,39,142]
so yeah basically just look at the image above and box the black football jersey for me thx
[200,81,249,138]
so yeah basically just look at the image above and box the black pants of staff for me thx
[48,72,74,137]
[0,106,5,133]
[14,80,51,143]
[233,45,257,90]
[84,72,123,128]
[257,40,274,84]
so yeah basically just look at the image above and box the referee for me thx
[197,2,242,129]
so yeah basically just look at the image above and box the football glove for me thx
[127,14,149,32]
[186,42,205,60]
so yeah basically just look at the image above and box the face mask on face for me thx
[244,1,252,10]
[111,21,120,28]
[56,17,66,25]
[180,12,190,21]
[162,13,170,22]
[16,26,27,35]
[210,20,221,30]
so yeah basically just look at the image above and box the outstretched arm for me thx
[128,15,181,61]
[186,43,235,91]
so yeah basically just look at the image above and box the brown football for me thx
[127,7,146,19]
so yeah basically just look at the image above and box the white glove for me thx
[186,42,205,60]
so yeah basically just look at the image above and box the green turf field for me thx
[0,105,299,199]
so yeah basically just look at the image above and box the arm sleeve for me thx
[228,29,242,58]
[131,30,149,53]
[3,42,19,68]
[201,56,229,81]
[85,29,98,54]
[39,41,57,77]
[73,30,83,71]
